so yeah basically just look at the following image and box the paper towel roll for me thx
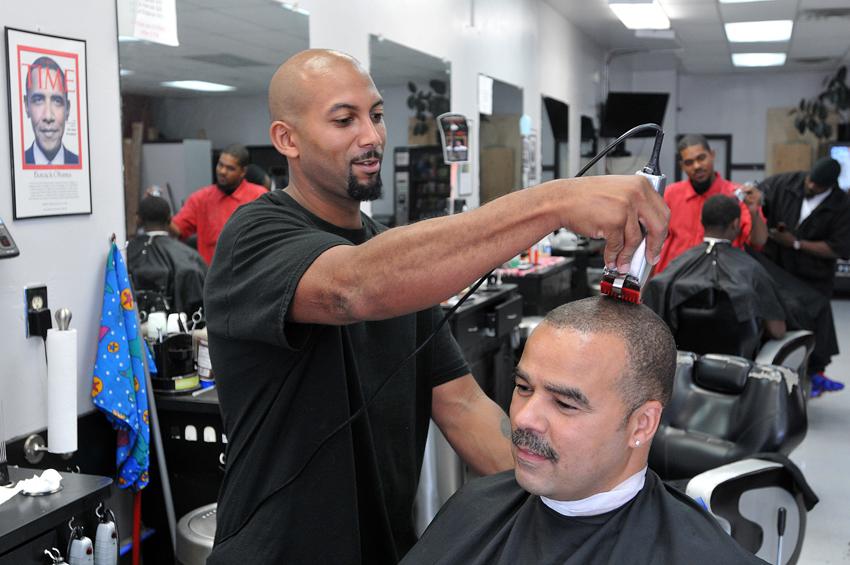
[47,328,77,454]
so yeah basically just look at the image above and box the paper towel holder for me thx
[23,433,73,464]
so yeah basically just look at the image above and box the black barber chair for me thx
[674,289,762,359]
[673,288,815,390]
[650,352,806,482]
[651,353,814,564]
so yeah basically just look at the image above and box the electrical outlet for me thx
[24,284,48,338]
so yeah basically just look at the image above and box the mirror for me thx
[118,1,309,234]
[580,114,599,175]
[479,78,523,204]
[369,35,451,227]
[541,96,569,182]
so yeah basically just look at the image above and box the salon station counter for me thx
[0,467,112,564]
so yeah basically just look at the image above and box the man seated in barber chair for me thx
[402,297,765,565]
[643,196,828,387]
[128,195,207,316]
[643,194,787,349]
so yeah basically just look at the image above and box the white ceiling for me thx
[119,0,448,99]
[547,0,850,74]
[119,0,850,99]
[118,0,309,97]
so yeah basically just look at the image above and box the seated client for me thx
[401,296,764,564]
[643,194,787,340]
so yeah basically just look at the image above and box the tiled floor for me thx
[792,298,850,564]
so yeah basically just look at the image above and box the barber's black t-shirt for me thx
[204,191,469,564]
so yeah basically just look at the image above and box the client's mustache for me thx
[512,428,558,461]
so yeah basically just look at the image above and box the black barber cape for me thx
[642,240,786,332]
[402,470,765,564]
[204,191,469,564]
[127,233,206,314]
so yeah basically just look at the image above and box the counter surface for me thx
[0,466,112,555]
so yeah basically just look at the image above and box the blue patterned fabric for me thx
[91,243,153,491]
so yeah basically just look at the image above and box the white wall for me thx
[152,93,269,148]
[677,71,825,165]
[0,3,125,440]
[608,61,828,179]
[537,1,606,177]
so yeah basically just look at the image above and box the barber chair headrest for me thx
[694,354,752,394]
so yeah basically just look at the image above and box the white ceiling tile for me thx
[719,2,798,22]
[799,0,850,8]
[794,16,850,39]
[662,3,720,23]
[673,22,727,42]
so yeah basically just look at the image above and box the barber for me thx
[204,48,669,565]
[759,157,850,394]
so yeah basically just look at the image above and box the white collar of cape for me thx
[540,466,647,517]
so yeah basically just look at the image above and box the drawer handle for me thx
[506,314,518,320]
[467,326,479,332]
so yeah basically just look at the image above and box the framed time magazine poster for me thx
[5,28,92,219]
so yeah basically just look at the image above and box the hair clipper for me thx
[600,168,666,304]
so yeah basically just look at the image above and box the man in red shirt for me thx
[655,135,767,273]
[170,144,267,264]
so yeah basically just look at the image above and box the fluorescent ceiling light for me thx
[279,2,310,15]
[732,52,786,67]
[609,1,670,30]
[118,35,142,43]
[161,80,236,92]
[725,20,793,42]
[120,69,134,77]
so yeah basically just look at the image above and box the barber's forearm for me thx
[293,175,665,324]
[169,221,183,239]
[340,184,557,321]
[799,240,839,259]
[432,377,514,475]
[748,207,768,247]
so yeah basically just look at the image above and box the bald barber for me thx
[204,49,669,564]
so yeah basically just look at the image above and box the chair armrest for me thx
[756,330,814,372]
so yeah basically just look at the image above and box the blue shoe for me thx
[811,372,844,393]
[809,380,824,399]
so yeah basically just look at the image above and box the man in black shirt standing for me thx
[204,49,669,564]
[759,157,850,395]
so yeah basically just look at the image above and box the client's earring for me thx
[634,440,641,447]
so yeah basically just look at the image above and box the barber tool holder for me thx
[150,334,200,394]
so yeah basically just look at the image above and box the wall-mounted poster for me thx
[5,28,91,219]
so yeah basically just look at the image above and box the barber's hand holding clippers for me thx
[555,175,669,275]
[738,182,763,213]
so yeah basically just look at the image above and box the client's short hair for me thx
[138,196,171,226]
[543,297,677,414]
[701,194,740,231]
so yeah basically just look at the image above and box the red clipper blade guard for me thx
[600,169,666,303]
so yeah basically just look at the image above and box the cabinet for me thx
[0,468,111,565]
